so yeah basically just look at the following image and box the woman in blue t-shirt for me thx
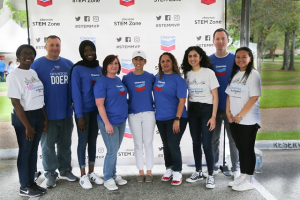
[153,52,188,186]
[71,40,103,189]
[122,50,156,183]
[181,46,219,189]
[94,55,128,191]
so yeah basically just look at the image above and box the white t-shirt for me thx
[225,69,261,125]
[7,68,44,111]
[186,68,219,104]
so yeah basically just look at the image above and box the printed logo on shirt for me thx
[154,81,165,91]
[124,126,133,139]
[91,74,101,85]
[37,0,52,7]
[120,0,134,7]
[134,81,145,92]
[231,77,247,85]
[117,85,126,95]
[50,68,68,85]
[215,65,226,76]
[201,0,216,5]
[160,36,176,52]
[25,77,44,93]
[228,86,241,95]
[54,66,60,70]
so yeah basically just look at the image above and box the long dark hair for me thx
[181,46,213,78]
[158,52,181,79]
[102,55,121,76]
[229,47,255,84]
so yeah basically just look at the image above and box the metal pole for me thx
[225,0,227,29]
[25,0,30,45]
[245,0,251,47]
[240,0,246,47]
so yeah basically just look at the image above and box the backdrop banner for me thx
[28,0,225,169]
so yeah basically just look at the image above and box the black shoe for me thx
[19,184,42,197]
[32,182,47,193]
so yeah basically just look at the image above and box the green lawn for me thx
[260,89,300,108]
[0,82,7,92]
[0,96,12,122]
[257,130,300,140]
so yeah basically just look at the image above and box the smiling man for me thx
[208,28,240,180]
[31,35,77,188]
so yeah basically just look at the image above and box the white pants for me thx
[128,111,155,170]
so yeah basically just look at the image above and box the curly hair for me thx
[158,52,181,79]
[102,55,121,76]
[181,46,213,78]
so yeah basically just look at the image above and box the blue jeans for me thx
[12,109,44,188]
[188,102,215,174]
[75,110,99,168]
[156,118,187,172]
[97,120,126,181]
[41,116,73,177]
[0,72,4,82]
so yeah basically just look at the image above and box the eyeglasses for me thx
[20,52,35,57]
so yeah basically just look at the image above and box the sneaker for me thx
[46,172,58,188]
[233,171,241,180]
[60,169,78,181]
[161,169,173,181]
[229,176,245,187]
[89,172,104,184]
[114,175,127,185]
[206,175,215,189]
[171,172,182,186]
[137,175,145,183]
[232,179,255,191]
[32,182,47,193]
[19,184,42,197]
[186,171,203,183]
[79,175,92,189]
[104,179,118,191]
[145,175,153,183]
[203,169,219,178]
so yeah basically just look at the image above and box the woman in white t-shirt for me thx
[181,46,219,189]
[225,47,261,191]
[7,45,47,198]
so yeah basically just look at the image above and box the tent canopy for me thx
[0,18,27,53]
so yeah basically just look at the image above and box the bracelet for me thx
[238,114,243,119]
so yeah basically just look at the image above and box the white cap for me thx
[132,50,147,60]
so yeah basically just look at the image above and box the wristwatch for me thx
[238,114,243,120]
[174,117,180,121]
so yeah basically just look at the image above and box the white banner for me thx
[28,0,225,168]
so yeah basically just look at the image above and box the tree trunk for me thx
[282,31,290,70]
[257,39,264,73]
[289,28,297,71]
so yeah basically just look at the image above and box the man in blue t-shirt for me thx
[31,35,77,188]
[0,59,5,82]
[208,28,240,179]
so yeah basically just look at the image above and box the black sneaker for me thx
[186,171,203,183]
[19,184,42,197]
[32,182,47,193]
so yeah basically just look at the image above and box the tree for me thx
[3,0,27,28]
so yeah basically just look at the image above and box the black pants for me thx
[229,123,260,175]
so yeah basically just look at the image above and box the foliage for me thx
[260,89,300,108]
[256,130,300,140]
[3,0,27,28]
[0,96,12,122]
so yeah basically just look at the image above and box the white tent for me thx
[0,18,28,53]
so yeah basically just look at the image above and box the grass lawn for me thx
[0,96,12,122]
[256,130,300,140]
[0,82,7,92]
[260,89,300,108]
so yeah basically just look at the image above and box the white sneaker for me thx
[161,169,173,181]
[104,179,118,191]
[232,179,255,191]
[206,175,215,189]
[233,171,241,180]
[114,175,127,185]
[79,175,92,189]
[228,175,245,187]
[171,172,182,186]
[203,169,219,178]
[89,172,104,185]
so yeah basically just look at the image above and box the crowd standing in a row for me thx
[6,28,262,198]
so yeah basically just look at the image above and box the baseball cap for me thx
[132,50,147,60]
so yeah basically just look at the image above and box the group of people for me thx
[0,59,18,82]
[7,28,262,198]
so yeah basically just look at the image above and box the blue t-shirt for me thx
[71,65,102,118]
[122,71,155,114]
[94,75,128,125]
[209,52,234,111]
[153,73,188,121]
[31,56,73,120]
[0,61,5,72]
